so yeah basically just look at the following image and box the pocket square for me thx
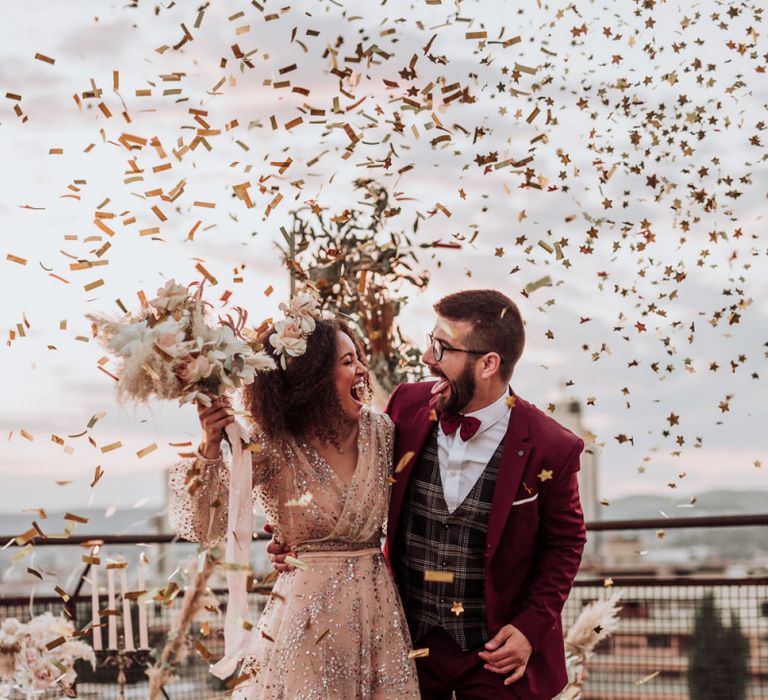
[512,493,538,506]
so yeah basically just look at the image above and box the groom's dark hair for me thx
[434,289,524,381]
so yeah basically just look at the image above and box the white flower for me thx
[150,279,188,314]
[279,290,319,333]
[269,318,308,363]
[108,319,153,357]
[154,318,187,357]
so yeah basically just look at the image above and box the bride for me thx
[168,293,420,699]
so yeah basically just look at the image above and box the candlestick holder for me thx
[95,637,152,700]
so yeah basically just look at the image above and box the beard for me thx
[432,361,477,414]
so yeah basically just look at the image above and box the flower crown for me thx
[268,290,328,369]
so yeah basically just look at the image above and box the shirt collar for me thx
[464,387,511,436]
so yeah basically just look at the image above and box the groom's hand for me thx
[478,624,533,685]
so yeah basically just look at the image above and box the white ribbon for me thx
[210,419,254,679]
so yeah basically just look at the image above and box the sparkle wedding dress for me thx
[169,407,420,699]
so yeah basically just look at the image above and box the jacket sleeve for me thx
[385,382,404,418]
[509,438,587,650]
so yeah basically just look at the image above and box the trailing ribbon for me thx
[210,419,254,679]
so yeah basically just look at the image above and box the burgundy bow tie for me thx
[440,413,481,442]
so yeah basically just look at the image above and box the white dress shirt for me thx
[437,388,512,513]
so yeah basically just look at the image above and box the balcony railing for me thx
[2,515,767,699]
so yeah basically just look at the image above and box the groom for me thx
[384,289,586,699]
[270,288,586,699]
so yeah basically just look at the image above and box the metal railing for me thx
[2,515,767,699]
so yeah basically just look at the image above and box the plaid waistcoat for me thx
[396,428,503,650]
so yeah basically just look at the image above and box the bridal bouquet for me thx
[0,614,95,696]
[87,279,275,406]
[556,593,622,700]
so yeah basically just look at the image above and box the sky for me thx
[0,0,766,522]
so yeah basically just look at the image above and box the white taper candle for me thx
[119,566,135,651]
[90,556,103,651]
[138,553,149,649]
[106,566,117,650]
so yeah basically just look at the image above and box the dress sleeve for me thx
[376,410,396,536]
[167,425,281,547]
[382,412,395,476]
[168,455,229,547]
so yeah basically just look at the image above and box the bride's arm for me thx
[168,452,229,546]
[168,398,278,546]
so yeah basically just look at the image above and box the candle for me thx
[120,566,135,651]
[138,553,149,649]
[106,566,118,650]
[90,553,103,651]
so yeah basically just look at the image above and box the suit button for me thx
[517,450,525,457]
[444,524,449,530]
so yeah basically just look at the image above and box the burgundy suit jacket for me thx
[385,381,587,700]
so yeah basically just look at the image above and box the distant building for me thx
[552,397,601,563]
[552,397,599,523]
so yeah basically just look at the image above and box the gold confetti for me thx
[424,570,454,583]
[136,443,158,458]
[394,451,415,474]
[408,648,429,659]
[64,512,89,524]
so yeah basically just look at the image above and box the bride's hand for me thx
[264,524,296,573]
[197,396,234,459]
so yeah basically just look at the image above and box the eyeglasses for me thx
[427,333,491,362]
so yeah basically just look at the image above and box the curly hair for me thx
[243,317,371,447]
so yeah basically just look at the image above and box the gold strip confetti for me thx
[46,637,67,651]
[136,443,157,458]
[424,570,454,583]
[64,512,89,523]
[394,451,415,473]
[84,279,105,292]
[100,441,122,453]
[195,262,218,285]
[524,275,553,294]
[194,639,212,659]
[6,254,28,265]
[90,465,104,487]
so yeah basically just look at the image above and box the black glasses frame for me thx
[427,333,491,362]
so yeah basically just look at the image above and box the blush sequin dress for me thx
[168,407,420,699]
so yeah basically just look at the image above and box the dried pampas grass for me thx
[147,552,218,700]
[555,593,622,700]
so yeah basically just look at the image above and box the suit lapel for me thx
[486,395,531,562]
[388,402,436,548]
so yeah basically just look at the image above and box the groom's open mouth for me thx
[429,373,452,406]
